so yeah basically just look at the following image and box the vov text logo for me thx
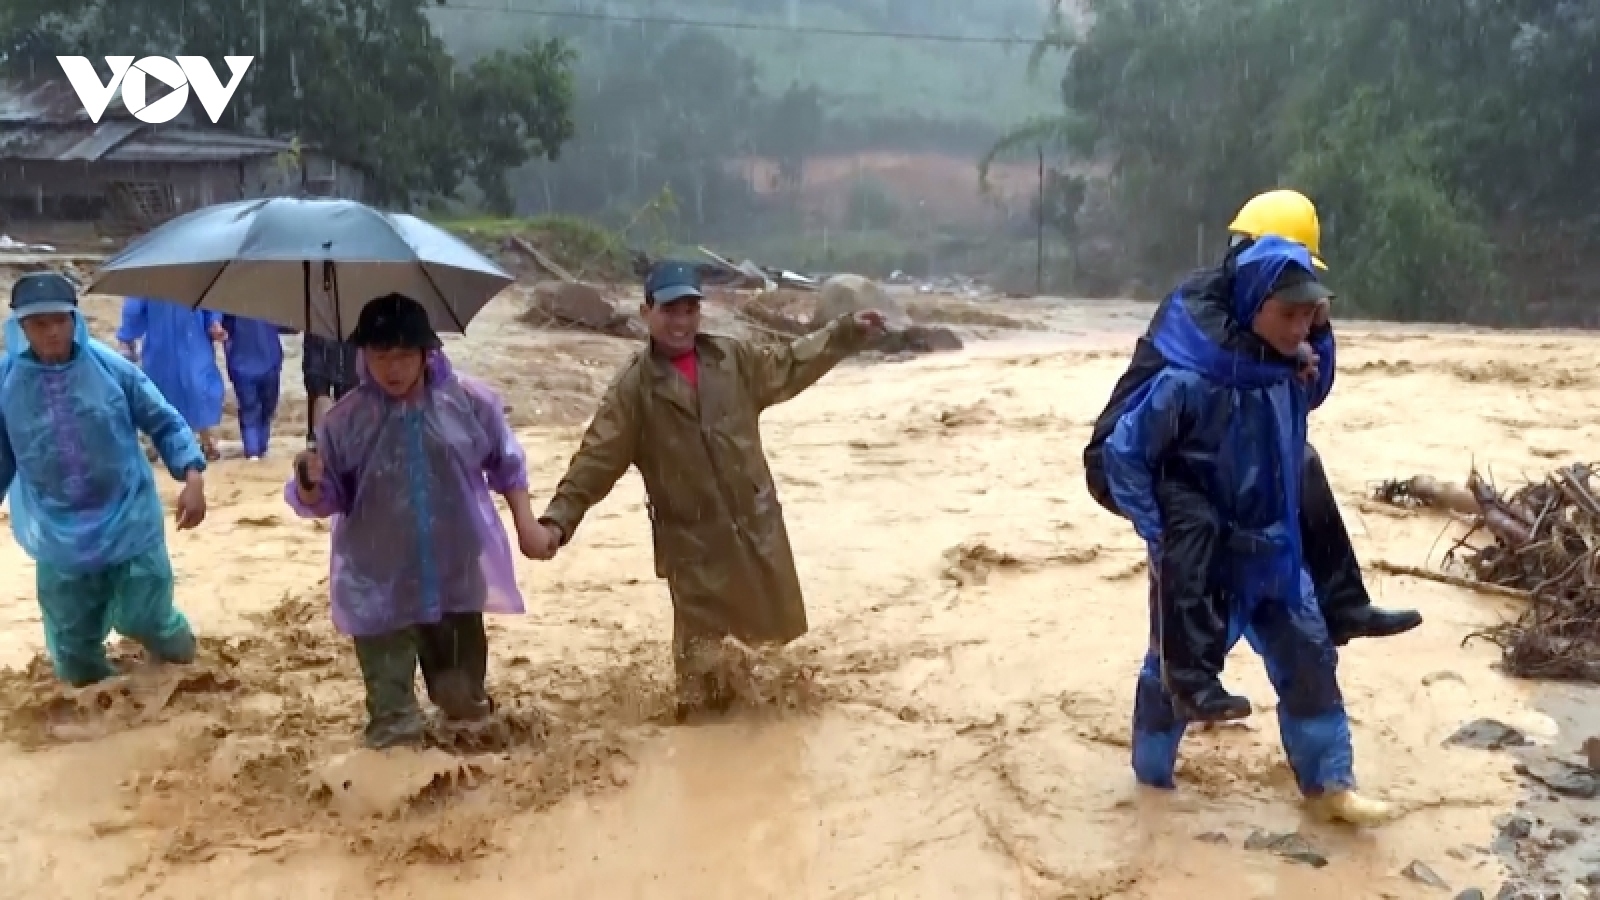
[56,56,254,125]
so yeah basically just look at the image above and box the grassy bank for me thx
[433,214,636,282]
[434,213,1080,294]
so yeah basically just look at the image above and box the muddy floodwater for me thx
[0,290,1595,898]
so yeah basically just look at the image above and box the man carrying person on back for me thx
[1100,235,1390,825]
[1082,189,1422,723]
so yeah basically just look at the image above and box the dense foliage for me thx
[1,0,576,209]
[1019,0,1600,323]
[435,0,1054,239]
[434,0,1053,127]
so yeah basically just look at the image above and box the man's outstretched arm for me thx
[740,312,882,410]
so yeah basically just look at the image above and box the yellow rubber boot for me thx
[1306,790,1392,826]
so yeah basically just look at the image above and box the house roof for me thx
[107,126,299,162]
[0,76,300,163]
[0,78,95,124]
[0,121,299,163]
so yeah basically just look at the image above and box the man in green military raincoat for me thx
[530,261,886,715]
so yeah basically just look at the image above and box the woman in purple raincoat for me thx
[284,293,555,747]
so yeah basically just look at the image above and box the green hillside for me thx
[430,0,1056,127]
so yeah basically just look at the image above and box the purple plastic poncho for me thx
[283,350,527,637]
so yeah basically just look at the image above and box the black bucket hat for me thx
[348,293,441,350]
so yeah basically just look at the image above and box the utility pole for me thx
[1036,146,1045,296]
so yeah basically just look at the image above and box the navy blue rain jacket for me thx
[221,314,292,380]
[1101,236,1335,602]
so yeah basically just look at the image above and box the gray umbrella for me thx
[87,196,513,339]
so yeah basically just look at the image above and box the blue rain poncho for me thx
[1102,236,1352,797]
[220,314,288,379]
[0,312,206,574]
[221,315,290,459]
[116,298,225,430]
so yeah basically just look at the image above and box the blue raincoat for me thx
[0,312,205,573]
[220,314,287,378]
[116,298,225,430]
[1103,236,1350,797]
[221,315,289,458]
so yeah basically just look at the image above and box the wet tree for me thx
[520,27,768,228]
[0,0,575,209]
[761,83,825,192]
[455,40,574,213]
[1006,0,1600,325]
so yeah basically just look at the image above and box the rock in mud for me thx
[1244,828,1328,867]
[897,325,963,353]
[1496,883,1564,900]
[524,281,639,337]
[1552,827,1583,845]
[1195,831,1229,844]
[868,325,964,358]
[1584,736,1600,772]
[1518,759,1600,799]
[1447,719,1530,751]
[1498,815,1533,839]
[813,274,908,326]
[1455,889,1486,900]
[1403,860,1452,890]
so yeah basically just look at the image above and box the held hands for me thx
[285,451,564,559]
[517,520,560,561]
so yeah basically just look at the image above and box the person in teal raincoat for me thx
[117,297,226,460]
[0,273,210,686]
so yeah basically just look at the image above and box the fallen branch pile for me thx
[1414,464,1600,682]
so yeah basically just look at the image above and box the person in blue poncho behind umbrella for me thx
[0,273,209,686]
[220,314,291,460]
[117,297,226,461]
[1102,235,1390,826]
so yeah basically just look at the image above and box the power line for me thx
[429,3,1039,46]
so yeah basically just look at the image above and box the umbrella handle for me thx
[295,457,316,491]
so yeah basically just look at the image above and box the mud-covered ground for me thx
[0,283,1596,898]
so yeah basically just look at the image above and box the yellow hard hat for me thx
[1228,189,1327,270]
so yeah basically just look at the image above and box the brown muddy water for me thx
[0,290,1596,897]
